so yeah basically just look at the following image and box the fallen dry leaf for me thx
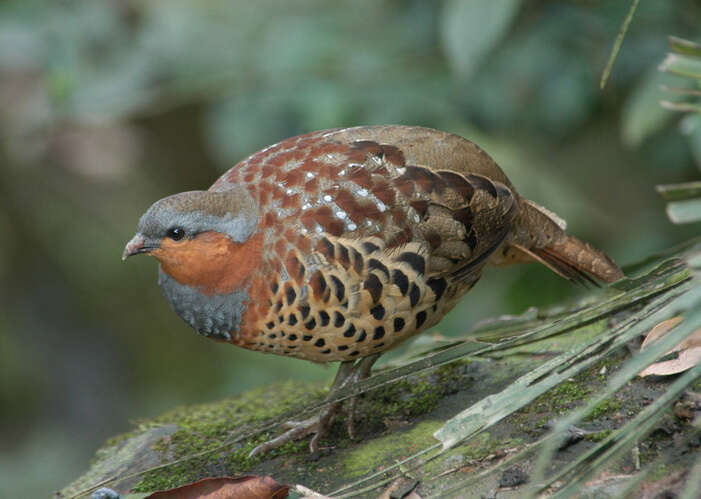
[146,475,289,499]
[639,348,701,377]
[640,317,684,351]
[638,316,701,377]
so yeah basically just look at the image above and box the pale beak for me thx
[122,233,148,260]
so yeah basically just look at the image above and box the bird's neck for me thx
[157,267,248,341]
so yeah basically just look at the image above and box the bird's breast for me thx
[157,267,248,341]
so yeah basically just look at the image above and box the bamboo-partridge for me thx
[123,125,623,456]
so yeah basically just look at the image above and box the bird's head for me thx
[123,186,262,295]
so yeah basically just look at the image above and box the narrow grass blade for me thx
[600,0,640,89]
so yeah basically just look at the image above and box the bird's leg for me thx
[345,353,380,440]
[248,355,380,458]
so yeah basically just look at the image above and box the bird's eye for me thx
[167,227,186,241]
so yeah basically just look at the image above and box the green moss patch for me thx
[132,381,326,491]
[342,421,442,478]
[586,398,622,420]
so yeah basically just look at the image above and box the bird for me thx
[123,125,624,456]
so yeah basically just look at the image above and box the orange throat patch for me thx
[153,231,264,295]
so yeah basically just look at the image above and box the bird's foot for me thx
[248,403,341,458]
[248,354,380,458]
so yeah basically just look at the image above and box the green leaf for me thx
[682,454,701,499]
[659,53,701,80]
[656,181,701,201]
[622,68,678,147]
[669,36,701,58]
[682,114,701,170]
[660,85,701,96]
[440,0,521,79]
[660,100,701,113]
[666,198,701,224]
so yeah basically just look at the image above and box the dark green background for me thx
[1,1,699,496]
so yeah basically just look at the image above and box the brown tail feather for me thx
[531,236,624,285]
[511,244,596,287]
[492,196,624,285]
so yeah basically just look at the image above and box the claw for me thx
[249,409,338,458]
[249,354,381,458]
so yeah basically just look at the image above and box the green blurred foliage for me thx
[650,37,701,224]
[0,0,700,496]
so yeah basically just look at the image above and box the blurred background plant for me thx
[0,1,699,496]
[655,36,701,224]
